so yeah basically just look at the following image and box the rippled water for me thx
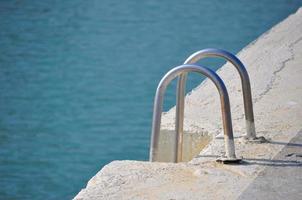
[0,0,301,199]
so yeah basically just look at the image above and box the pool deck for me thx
[74,8,302,200]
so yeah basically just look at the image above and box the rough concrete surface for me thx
[238,131,302,200]
[74,8,302,200]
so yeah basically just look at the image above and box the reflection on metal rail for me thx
[176,49,266,161]
[149,64,239,163]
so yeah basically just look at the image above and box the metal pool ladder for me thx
[149,64,240,163]
[149,49,266,163]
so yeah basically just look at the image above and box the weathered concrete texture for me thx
[74,8,302,200]
[238,131,302,200]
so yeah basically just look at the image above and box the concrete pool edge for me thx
[74,7,302,200]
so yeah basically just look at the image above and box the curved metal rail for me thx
[150,64,238,163]
[176,49,261,162]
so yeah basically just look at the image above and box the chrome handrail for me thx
[150,64,238,163]
[176,49,263,162]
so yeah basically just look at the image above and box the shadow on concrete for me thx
[215,135,244,139]
[241,158,302,167]
[268,140,302,147]
[195,155,302,167]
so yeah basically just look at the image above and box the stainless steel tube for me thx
[176,49,256,159]
[150,64,237,162]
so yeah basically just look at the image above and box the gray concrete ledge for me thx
[74,7,302,200]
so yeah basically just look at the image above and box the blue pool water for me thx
[0,0,301,199]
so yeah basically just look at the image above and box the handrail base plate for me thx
[244,136,268,144]
[216,157,242,164]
